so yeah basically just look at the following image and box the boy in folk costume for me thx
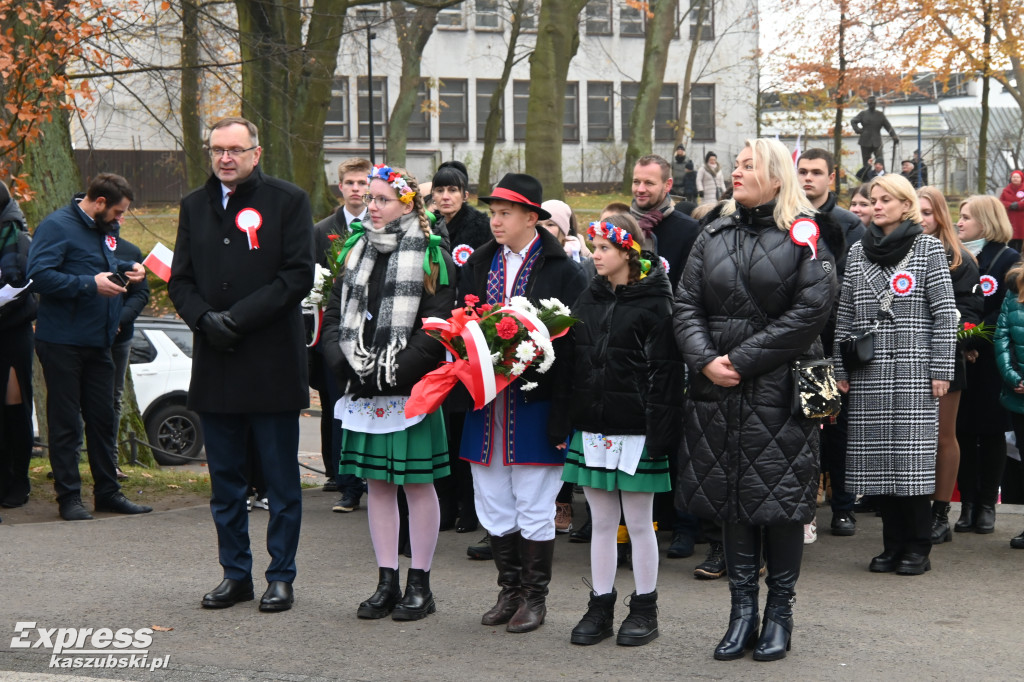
[458,174,587,633]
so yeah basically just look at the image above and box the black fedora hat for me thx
[479,173,551,220]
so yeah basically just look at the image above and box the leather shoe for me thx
[895,553,931,575]
[59,495,93,521]
[95,492,153,515]
[869,549,900,573]
[974,505,996,534]
[1010,530,1024,549]
[259,580,294,612]
[201,578,254,608]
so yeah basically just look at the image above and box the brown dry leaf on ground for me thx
[151,626,173,632]
[166,484,180,489]
[140,472,154,478]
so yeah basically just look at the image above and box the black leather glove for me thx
[0,252,23,286]
[1012,202,1019,211]
[199,311,242,351]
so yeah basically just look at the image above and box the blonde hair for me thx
[960,194,1013,244]
[869,174,922,224]
[720,138,815,231]
[917,186,964,271]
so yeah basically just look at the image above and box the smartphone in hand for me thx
[107,272,129,287]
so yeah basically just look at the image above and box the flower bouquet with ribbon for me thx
[302,234,346,347]
[957,321,993,343]
[404,295,577,418]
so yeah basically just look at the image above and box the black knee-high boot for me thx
[714,522,761,661]
[0,403,32,508]
[753,523,803,662]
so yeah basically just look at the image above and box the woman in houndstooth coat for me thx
[834,174,957,577]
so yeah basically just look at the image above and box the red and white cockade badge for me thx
[1017,190,1024,199]
[452,244,474,267]
[891,270,915,296]
[105,235,117,251]
[790,218,820,259]
[980,274,998,297]
[660,256,670,273]
[235,208,262,250]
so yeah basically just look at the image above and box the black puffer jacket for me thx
[552,264,684,458]
[674,202,838,525]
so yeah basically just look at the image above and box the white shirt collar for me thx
[221,184,234,208]
[502,230,540,259]
[343,205,366,226]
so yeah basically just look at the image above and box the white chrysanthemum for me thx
[514,341,537,362]
[490,351,502,366]
[521,381,538,392]
[510,361,528,376]
[539,297,571,317]
[508,296,537,315]
[535,337,556,373]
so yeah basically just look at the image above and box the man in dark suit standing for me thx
[169,117,314,612]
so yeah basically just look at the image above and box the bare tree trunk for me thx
[117,372,156,467]
[621,0,679,193]
[180,0,207,190]
[832,0,847,194]
[478,0,526,196]
[978,0,992,194]
[523,0,587,199]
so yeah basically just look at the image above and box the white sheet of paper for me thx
[0,280,32,309]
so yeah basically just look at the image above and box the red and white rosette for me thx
[891,270,915,296]
[235,208,262,250]
[1016,190,1024,199]
[105,235,117,251]
[452,244,474,267]
[980,274,998,297]
[790,218,820,260]
[660,256,670,273]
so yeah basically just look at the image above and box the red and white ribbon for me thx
[235,208,262,250]
[980,275,998,297]
[105,235,117,251]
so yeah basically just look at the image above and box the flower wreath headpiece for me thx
[369,164,416,204]
[586,221,651,278]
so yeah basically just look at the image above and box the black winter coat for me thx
[553,265,684,458]
[674,202,838,525]
[169,168,314,413]
[652,208,701,291]
[457,228,587,405]
[439,202,492,250]
[0,197,36,329]
[321,238,456,396]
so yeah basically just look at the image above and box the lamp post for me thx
[366,23,377,164]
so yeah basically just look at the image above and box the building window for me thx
[324,76,349,140]
[406,79,431,142]
[357,76,387,142]
[587,81,614,142]
[690,1,714,40]
[691,84,715,141]
[438,5,464,29]
[564,81,580,143]
[513,80,529,141]
[620,4,644,36]
[621,82,677,141]
[475,0,501,30]
[655,83,678,142]
[586,0,612,35]
[518,0,538,32]
[476,79,505,142]
[439,79,469,141]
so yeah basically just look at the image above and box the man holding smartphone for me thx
[27,172,152,521]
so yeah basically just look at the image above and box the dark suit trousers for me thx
[201,411,302,583]
[35,340,120,503]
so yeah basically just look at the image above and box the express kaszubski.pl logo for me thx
[10,622,169,671]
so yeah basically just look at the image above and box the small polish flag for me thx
[143,243,174,282]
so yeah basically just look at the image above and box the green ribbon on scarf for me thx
[423,233,449,286]
[335,219,365,267]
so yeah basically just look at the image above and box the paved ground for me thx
[2,486,1024,682]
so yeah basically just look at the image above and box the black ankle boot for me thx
[974,504,996,534]
[954,503,974,532]
[616,590,659,646]
[357,567,401,619]
[392,568,435,620]
[930,501,952,544]
[570,589,616,645]
[752,598,793,661]
[714,602,759,660]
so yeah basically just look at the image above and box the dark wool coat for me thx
[674,203,838,525]
[112,238,149,345]
[169,168,314,413]
[948,247,983,391]
[957,241,1020,434]
[833,234,957,496]
[439,202,493,250]
[652,207,701,291]
[551,264,684,458]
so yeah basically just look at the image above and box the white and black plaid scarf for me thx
[337,212,426,389]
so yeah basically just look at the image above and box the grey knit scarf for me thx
[337,212,427,389]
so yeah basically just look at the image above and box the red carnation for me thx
[327,233,340,241]
[478,303,493,313]
[496,317,520,340]
[464,294,480,307]
[964,322,977,330]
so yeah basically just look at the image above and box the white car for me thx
[129,317,204,465]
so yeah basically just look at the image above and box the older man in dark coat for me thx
[169,117,314,613]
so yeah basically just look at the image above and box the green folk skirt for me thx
[561,431,671,493]
[339,410,450,484]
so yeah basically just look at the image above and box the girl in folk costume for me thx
[458,173,587,634]
[321,165,456,621]
[555,214,684,647]
[834,174,957,576]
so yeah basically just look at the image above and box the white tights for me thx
[584,487,658,596]
[366,479,440,571]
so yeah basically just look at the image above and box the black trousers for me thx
[35,340,120,503]
[820,395,856,512]
[956,431,1006,506]
[877,494,932,556]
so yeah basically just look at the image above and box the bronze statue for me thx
[850,96,899,170]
